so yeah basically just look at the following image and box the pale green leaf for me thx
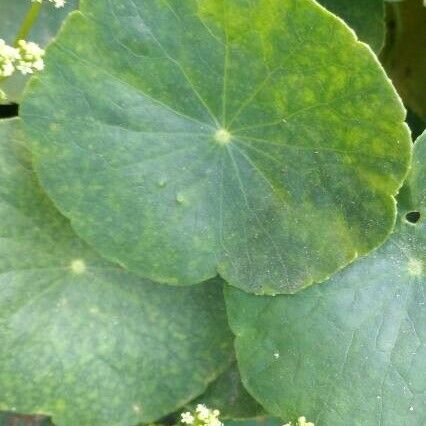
[0,118,234,425]
[21,0,411,294]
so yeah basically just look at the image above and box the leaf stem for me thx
[13,1,43,46]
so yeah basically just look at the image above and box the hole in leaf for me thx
[405,211,420,223]
[0,103,19,119]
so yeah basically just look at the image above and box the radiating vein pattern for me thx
[21,0,411,293]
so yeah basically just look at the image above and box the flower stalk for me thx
[14,2,43,46]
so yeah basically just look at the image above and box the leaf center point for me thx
[214,128,232,145]
[70,259,86,274]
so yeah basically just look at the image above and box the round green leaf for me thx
[0,0,77,103]
[21,0,411,294]
[318,0,385,52]
[225,132,426,424]
[0,118,234,425]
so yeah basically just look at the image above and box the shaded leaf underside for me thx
[193,363,265,420]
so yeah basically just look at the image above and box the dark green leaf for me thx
[318,0,385,52]
[382,0,426,120]
[0,412,53,426]
[225,132,426,424]
[225,417,281,426]
[21,0,411,294]
[193,363,265,420]
[0,118,234,425]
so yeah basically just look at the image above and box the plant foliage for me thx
[225,131,425,425]
[0,118,234,425]
[0,1,424,425]
[21,0,410,295]
[0,0,77,102]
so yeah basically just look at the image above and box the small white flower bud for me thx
[31,0,67,7]
[16,40,45,76]
[181,412,195,424]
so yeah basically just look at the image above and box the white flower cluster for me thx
[0,39,45,78]
[283,416,315,426]
[181,404,223,426]
[16,40,45,75]
[0,39,20,77]
[31,0,66,8]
